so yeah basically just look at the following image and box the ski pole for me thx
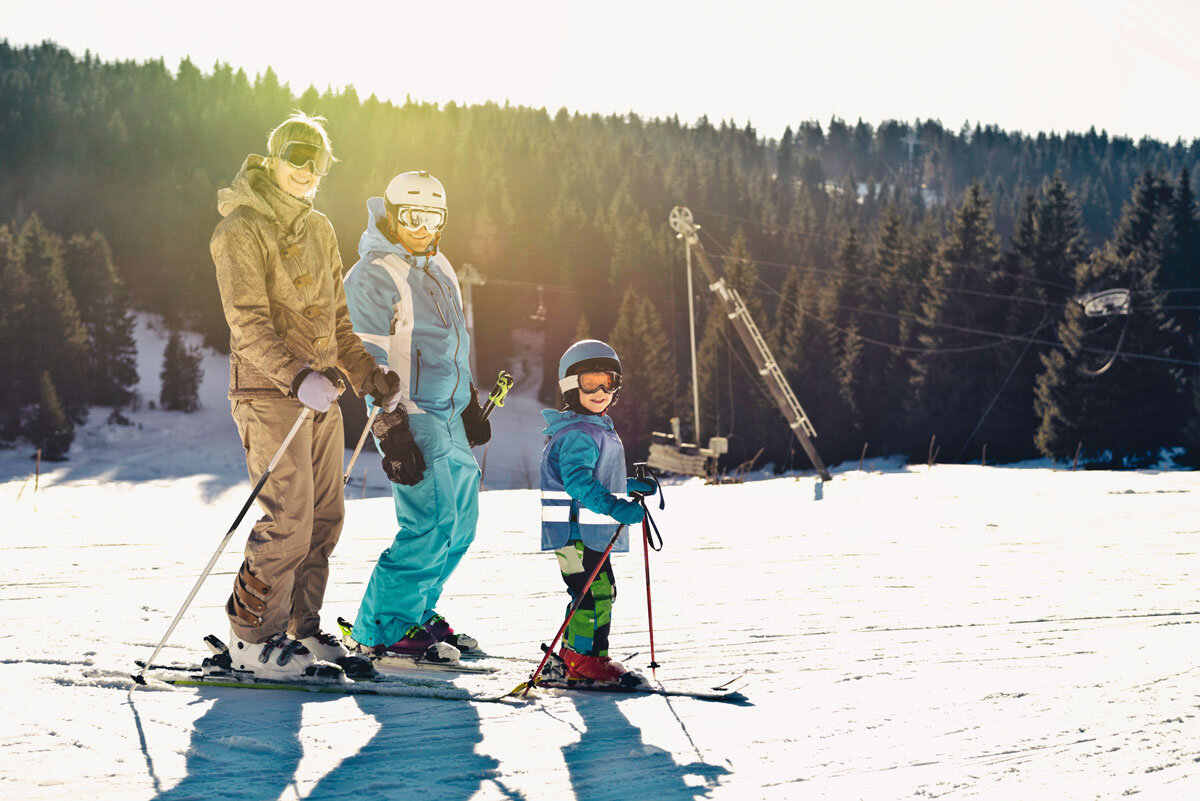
[521,522,625,697]
[480,370,514,420]
[632,463,665,677]
[344,405,380,487]
[641,515,659,676]
[133,406,313,685]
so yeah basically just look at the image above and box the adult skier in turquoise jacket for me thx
[343,171,491,662]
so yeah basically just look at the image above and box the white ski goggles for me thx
[395,206,447,233]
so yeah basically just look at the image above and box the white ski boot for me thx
[298,630,350,662]
[227,631,343,681]
[298,630,377,678]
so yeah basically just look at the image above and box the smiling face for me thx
[391,216,436,254]
[271,157,322,199]
[578,387,614,415]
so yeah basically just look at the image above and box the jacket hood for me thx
[216,154,311,234]
[541,408,614,437]
[357,197,434,268]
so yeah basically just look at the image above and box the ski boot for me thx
[377,624,461,663]
[424,613,479,653]
[216,632,345,682]
[558,644,647,688]
[298,630,376,679]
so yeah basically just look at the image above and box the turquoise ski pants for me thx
[353,412,480,647]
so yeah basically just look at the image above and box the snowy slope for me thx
[1,319,1198,800]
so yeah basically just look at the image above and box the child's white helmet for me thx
[558,340,621,393]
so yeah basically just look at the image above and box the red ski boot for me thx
[558,644,646,687]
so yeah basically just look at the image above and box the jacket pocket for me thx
[415,348,422,393]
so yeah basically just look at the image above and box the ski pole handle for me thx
[480,370,514,421]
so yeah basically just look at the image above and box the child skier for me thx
[539,339,655,685]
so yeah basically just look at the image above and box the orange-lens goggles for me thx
[577,370,620,394]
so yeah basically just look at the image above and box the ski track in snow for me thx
[1,317,1199,799]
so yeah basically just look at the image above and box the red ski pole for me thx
[522,523,624,698]
[641,512,660,677]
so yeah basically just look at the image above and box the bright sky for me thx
[3,0,1199,142]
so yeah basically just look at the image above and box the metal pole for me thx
[133,408,311,684]
[686,241,701,445]
[344,406,380,487]
[641,514,659,678]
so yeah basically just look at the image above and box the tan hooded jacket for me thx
[211,155,376,399]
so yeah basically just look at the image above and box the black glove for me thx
[371,408,426,486]
[461,383,492,447]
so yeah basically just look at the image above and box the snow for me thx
[2,317,1199,800]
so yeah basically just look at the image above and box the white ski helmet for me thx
[385,170,447,214]
[558,339,621,391]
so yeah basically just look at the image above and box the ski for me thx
[522,676,750,704]
[135,659,525,705]
[513,647,750,704]
[370,653,499,675]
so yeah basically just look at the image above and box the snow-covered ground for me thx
[1,319,1198,800]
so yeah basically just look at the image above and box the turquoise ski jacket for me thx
[539,409,630,552]
[343,197,473,422]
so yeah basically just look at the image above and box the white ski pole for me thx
[133,407,311,684]
[344,405,381,486]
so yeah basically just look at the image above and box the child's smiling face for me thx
[579,388,613,415]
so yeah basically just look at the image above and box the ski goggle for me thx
[276,141,333,176]
[576,370,621,394]
[395,206,447,233]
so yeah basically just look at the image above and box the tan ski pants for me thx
[226,396,345,642]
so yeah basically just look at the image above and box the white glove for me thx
[296,370,340,412]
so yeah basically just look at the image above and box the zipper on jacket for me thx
[420,263,464,419]
[426,286,447,326]
[415,348,422,393]
[431,276,463,418]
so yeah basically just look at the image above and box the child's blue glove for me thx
[626,477,656,497]
[607,497,645,525]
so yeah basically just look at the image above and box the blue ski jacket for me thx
[343,197,473,422]
[539,409,630,552]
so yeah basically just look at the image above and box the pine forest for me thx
[2,41,1198,470]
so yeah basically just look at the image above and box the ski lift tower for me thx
[667,206,832,481]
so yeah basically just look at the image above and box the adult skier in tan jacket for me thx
[210,112,400,680]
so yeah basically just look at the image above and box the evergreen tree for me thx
[29,371,74,460]
[983,176,1089,461]
[17,215,91,425]
[906,182,1003,460]
[62,232,139,407]
[1035,175,1182,465]
[160,330,203,412]
[607,288,677,462]
[0,225,33,439]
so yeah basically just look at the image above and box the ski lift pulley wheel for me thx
[669,206,695,235]
[1077,288,1131,318]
